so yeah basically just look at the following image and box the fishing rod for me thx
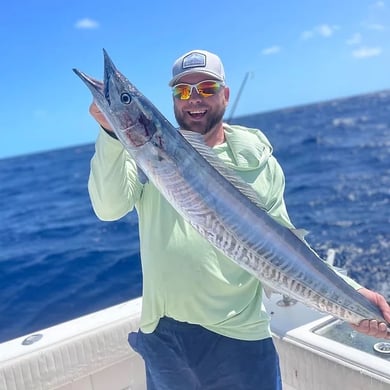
[226,71,251,123]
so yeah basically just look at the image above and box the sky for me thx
[0,0,389,159]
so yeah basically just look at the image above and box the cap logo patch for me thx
[182,52,206,69]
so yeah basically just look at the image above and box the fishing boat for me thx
[1,287,389,390]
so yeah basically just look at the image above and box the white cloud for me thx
[261,46,281,55]
[372,1,385,8]
[346,33,362,45]
[301,24,339,40]
[366,23,385,30]
[317,24,336,37]
[75,18,100,29]
[352,46,382,58]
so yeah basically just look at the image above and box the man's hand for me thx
[351,288,390,339]
[89,102,113,131]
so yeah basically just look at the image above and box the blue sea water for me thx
[0,90,389,343]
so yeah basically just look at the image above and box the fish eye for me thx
[120,92,132,104]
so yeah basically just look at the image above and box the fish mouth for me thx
[73,49,121,109]
[73,68,104,99]
[73,49,131,133]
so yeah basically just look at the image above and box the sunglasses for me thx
[172,80,225,100]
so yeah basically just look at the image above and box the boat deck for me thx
[1,296,389,390]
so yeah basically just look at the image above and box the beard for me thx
[174,104,226,135]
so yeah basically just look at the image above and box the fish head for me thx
[73,49,158,149]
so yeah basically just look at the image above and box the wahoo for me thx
[73,50,389,331]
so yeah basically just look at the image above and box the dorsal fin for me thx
[181,130,268,212]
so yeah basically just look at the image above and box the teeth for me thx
[189,110,206,115]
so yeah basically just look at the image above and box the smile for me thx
[188,110,207,118]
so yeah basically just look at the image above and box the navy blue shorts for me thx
[128,317,282,390]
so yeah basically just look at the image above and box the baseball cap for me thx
[169,50,225,86]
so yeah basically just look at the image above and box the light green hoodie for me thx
[88,124,361,340]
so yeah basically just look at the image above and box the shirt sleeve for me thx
[88,128,143,221]
[255,155,295,229]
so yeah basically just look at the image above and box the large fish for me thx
[73,50,389,332]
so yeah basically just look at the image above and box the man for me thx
[88,49,390,389]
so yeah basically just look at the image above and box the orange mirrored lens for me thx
[172,81,223,100]
[197,81,219,97]
[173,85,191,100]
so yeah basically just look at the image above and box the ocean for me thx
[0,90,389,343]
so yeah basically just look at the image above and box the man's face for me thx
[172,74,230,135]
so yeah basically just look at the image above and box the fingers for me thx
[355,288,390,339]
[89,102,102,119]
[352,320,390,340]
[89,102,112,130]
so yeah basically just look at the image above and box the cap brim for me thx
[169,69,225,86]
